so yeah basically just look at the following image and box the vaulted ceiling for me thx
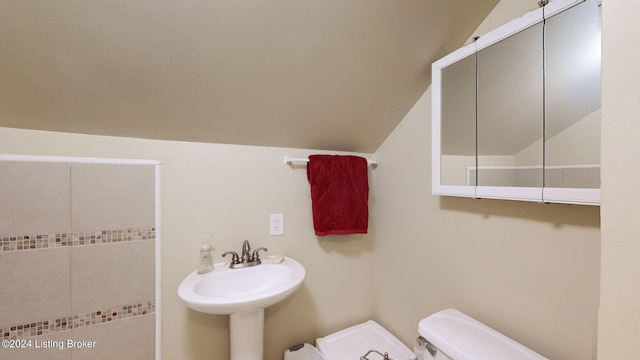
[0,0,499,153]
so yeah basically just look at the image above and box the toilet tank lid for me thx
[418,309,548,360]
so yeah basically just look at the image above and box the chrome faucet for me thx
[222,240,268,269]
[241,240,251,263]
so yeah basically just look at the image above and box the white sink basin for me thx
[178,256,305,315]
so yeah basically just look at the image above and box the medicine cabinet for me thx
[432,0,601,205]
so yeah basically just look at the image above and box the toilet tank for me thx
[418,309,548,360]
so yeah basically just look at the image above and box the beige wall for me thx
[0,128,375,360]
[373,88,600,360]
[372,1,601,360]
[599,0,640,359]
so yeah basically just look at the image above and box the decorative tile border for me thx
[1,300,155,340]
[0,228,155,252]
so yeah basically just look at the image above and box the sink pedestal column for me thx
[230,308,264,360]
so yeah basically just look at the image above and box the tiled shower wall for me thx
[0,158,158,360]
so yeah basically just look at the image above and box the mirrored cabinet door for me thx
[543,0,601,204]
[440,52,477,188]
[476,21,544,201]
[432,44,477,197]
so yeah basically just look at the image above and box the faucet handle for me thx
[251,247,268,262]
[222,251,240,264]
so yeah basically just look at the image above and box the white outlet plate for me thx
[270,214,284,236]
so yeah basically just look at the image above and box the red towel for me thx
[307,155,369,236]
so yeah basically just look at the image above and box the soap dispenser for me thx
[197,243,214,275]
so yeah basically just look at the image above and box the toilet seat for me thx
[316,320,414,360]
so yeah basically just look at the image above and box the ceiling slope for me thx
[0,0,498,152]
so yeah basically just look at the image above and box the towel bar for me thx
[284,156,377,167]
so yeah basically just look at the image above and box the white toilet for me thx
[284,309,548,360]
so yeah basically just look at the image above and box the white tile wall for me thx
[0,157,158,359]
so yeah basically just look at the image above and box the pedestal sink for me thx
[178,256,305,360]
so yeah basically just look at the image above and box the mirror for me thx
[544,0,601,190]
[432,0,601,205]
[440,52,476,187]
[476,21,544,189]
